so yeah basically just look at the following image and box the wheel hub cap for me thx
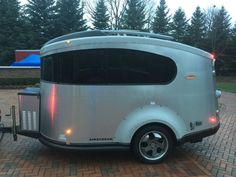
[139,131,169,161]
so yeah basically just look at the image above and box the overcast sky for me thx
[167,0,236,23]
[19,0,236,24]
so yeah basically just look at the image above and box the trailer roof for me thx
[41,30,211,59]
[44,30,174,46]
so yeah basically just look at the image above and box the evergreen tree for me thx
[26,0,57,48]
[187,6,207,48]
[92,0,110,30]
[229,24,236,74]
[152,0,171,34]
[209,6,231,53]
[223,24,236,75]
[16,7,37,50]
[205,6,219,36]
[231,23,236,40]
[170,8,188,43]
[56,0,87,35]
[208,6,232,75]
[0,0,21,65]
[121,0,146,30]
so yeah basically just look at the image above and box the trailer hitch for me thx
[0,106,18,142]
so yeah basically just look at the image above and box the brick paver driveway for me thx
[182,92,236,177]
[0,90,235,177]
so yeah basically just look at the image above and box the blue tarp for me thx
[11,54,40,66]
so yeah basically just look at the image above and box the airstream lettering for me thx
[15,30,220,163]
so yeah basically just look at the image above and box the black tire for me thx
[132,125,173,164]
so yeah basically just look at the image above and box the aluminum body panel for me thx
[114,105,187,143]
[39,37,218,144]
[18,88,40,132]
[40,82,186,143]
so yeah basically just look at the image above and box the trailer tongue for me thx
[0,105,17,142]
[0,87,40,143]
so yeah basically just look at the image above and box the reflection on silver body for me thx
[18,31,219,149]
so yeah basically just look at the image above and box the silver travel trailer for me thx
[5,30,221,163]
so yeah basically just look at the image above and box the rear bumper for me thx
[178,123,220,144]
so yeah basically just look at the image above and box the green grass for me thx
[217,82,236,93]
[216,76,236,93]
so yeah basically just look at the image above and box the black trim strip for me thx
[39,135,130,150]
[40,79,175,86]
[178,123,220,144]
[18,92,40,96]
[0,127,12,133]
[17,131,40,138]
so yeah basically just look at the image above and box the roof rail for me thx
[44,30,174,46]
[102,30,174,40]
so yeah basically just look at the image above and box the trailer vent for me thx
[21,111,38,131]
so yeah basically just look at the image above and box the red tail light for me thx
[211,52,216,60]
[208,116,217,124]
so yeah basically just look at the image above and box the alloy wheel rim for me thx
[138,131,168,161]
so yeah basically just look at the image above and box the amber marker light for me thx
[185,75,196,80]
[65,128,72,136]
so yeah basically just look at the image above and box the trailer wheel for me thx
[132,125,173,163]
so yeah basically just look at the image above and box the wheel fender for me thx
[114,105,187,143]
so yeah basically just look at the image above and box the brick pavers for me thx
[0,90,235,177]
[0,133,210,177]
[180,92,236,177]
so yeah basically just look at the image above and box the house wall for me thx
[15,50,40,61]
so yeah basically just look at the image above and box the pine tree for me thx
[223,24,236,75]
[121,0,146,30]
[231,23,236,42]
[152,0,171,34]
[56,0,87,36]
[187,6,207,48]
[170,8,188,43]
[16,8,37,50]
[208,6,232,75]
[92,0,110,30]
[209,6,231,53]
[0,0,21,65]
[26,0,57,48]
[229,24,236,74]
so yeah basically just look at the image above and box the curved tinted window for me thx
[41,49,177,85]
